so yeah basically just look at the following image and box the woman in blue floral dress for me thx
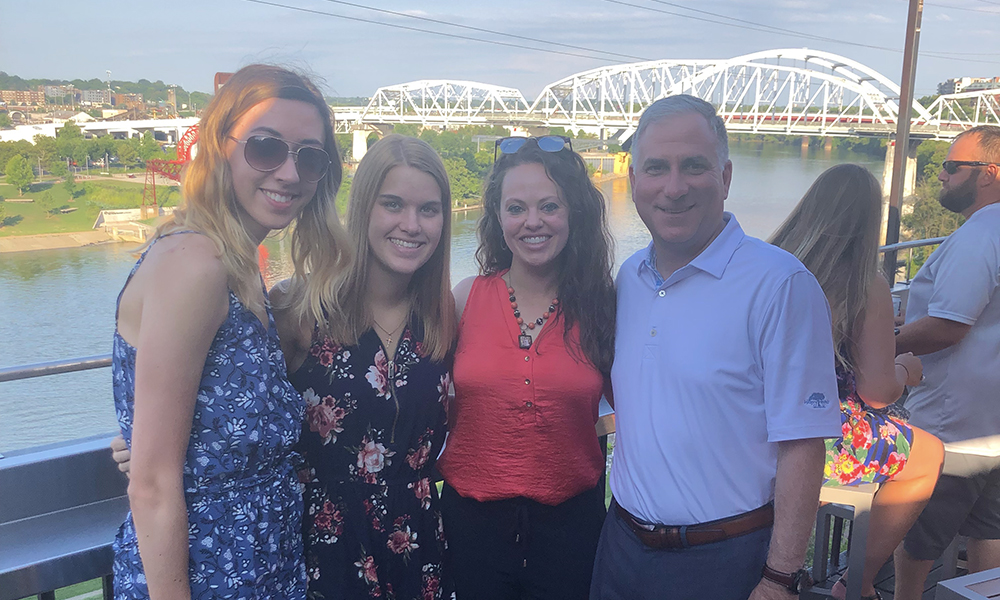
[112,65,350,600]
[770,164,944,600]
[271,135,455,600]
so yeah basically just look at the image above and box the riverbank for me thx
[0,230,116,253]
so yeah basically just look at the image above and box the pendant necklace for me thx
[373,310,408,348]
[506,274,558,350]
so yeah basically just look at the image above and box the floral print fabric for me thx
[111,233,307,600]
[292,325,449,600]
[823,366,914,486]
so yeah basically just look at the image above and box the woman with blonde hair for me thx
[112,64,349,599]
[273,134,455,599]
[769,164,944,600]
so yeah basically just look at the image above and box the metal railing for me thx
[0,354,112,383]
[879,236,947,283]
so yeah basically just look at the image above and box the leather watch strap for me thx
[761,564,811,594]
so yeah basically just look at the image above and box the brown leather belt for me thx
[613,498,774,550]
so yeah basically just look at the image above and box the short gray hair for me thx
[630,95,729,166]
[957,125,1000,163]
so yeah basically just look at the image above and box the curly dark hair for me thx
[475,141,616,375]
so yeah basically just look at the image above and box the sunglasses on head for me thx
[942,160,996,175]
[229,135,331,183]
[493,135,572,162]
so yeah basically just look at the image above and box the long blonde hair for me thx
[325,135,455,361]
[154,64,350,318]
[769,164,883,372]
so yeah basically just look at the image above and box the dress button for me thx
[524,356,530,362]
[526,401,533,408]
[658,290,666,297]
[525,378,530,385]
[650,329,657,337]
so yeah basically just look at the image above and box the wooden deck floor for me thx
[806,553,964,599]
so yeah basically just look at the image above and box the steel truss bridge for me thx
[338,48,1000,142]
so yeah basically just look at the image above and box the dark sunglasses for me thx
[229,135,331,183]
[942,160,996,175]
[493,135,572,162]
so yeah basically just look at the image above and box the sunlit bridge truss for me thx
[358,80,531,127]
[340,49,979,141]
[527,49,937,139]
[917,88,1000,131]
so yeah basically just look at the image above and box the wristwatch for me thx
[761,564,813,594]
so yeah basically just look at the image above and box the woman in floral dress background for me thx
[274,135,455,599]
[770,164,944,600]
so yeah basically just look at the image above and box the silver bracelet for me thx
[895,362,911,381]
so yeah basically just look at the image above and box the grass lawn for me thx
[16,577,103,600]
[0,178,176,238]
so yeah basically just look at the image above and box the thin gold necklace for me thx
[373,311,409,348]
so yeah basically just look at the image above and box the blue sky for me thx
[0,0,997,99]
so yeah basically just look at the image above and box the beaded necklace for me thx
[505,277,558,350]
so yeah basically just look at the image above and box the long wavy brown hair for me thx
[155,64,351,319]
[477,142,616,375]
[325,135,456,362]
[769,164,882,372]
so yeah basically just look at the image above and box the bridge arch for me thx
[527,49,935,138]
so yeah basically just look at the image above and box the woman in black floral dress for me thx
[274,135,456,600]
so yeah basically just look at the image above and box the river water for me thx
[0,144,883,453]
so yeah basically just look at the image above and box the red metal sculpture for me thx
[141,124,198,218]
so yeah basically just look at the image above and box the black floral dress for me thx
[291,323,450,600]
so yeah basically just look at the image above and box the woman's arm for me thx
[126,236,229,600]
[269,279,312,374]
[853,276,921,409]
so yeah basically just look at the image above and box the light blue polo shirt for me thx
[904,203,1000,444]
[610,213,841,526]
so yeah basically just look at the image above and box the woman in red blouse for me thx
[437,136,616,599]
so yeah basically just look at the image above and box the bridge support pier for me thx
[352,129,370,162]
[880,140,919,245]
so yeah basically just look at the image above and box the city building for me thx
[938,76,1000,95]
[80,89,112,105]
[0,89,46,105]
[113,93,144,109]
[42,85,71,99]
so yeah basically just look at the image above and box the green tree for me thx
[915,140,950,182]
[64,169,76,196]
[443,157,482,205]
[57,120,84,140]
[0,112,11,128]
[901,180,965,275]
[117,138,140,167]
[5,154,33,195]
[394,124,421,137]
[139,131,161,162]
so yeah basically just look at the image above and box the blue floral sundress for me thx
[112,231,307,599]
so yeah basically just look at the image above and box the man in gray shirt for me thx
[894,125,1000,600]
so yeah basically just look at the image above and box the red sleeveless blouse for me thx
[437,273,605,505]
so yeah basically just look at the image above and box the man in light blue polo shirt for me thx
[590,96,841,600]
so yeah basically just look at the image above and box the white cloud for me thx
[865,13,892,23]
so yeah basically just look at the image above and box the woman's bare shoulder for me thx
[453,275,479,321]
